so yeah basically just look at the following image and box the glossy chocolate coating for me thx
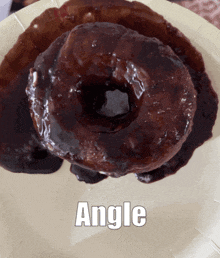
[136,65,218,183]
[0,64,63,173]
[27,22,197,176]
[0,0,218,183]
[70,164,108,184]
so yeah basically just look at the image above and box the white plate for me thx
[0,0,220,257]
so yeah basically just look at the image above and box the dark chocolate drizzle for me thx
[0,64,63,173]
[136,66,218,183]
[70,164,108,184]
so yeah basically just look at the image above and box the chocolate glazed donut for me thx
[26,22,197,183]
[0,0,218,183]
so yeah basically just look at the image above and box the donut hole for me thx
[79,81,131,118]
[77,78,141,133]
[97,89,129,117]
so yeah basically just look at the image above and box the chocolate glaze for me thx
[0,64,63,173]
[0,0,218,183]
[70,164,108,184]
[26,22,197,177]
[136,66,218,183]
